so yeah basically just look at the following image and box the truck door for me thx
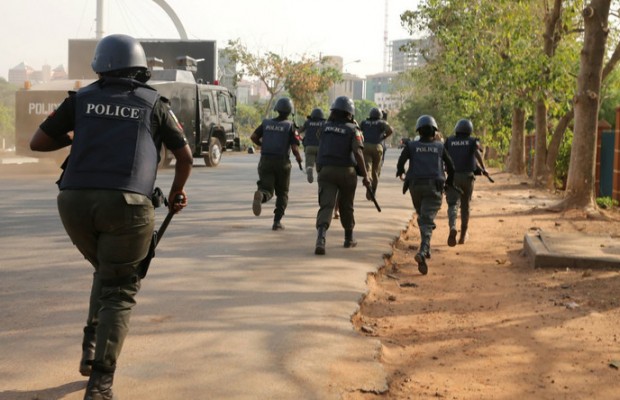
[217,91,236,148]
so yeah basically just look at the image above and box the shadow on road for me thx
[0,381,84,400]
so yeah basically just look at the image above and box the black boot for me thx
[315,225,327,255]
[344,229,357,248]
[84,370,115,400]
[79,327,96,376]
[458,227,468,244]
[272,215,284,231]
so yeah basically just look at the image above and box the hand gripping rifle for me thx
[137,193,185,279]
[483,170,495,183]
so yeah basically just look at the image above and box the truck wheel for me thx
[159,146,172,168]
[204,137,222,167]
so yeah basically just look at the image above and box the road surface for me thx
[0,150,412,400]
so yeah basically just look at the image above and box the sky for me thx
[0,0,421,81]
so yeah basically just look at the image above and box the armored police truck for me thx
[15,64,239,168]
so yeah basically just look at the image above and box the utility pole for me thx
[96,0,104,39]
[383,0,389,72]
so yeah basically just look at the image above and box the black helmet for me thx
[274,97,294,115]
[369,107,382,119]
[454,119,473,135]
[310,108,325,120]
[330,96,355,115]
[415,115,438,132]
[91,34,148,74]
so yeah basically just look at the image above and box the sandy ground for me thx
[348,170,620,400]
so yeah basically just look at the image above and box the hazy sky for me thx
[0,0,420,81]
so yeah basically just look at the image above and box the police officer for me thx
[251,97,303,230]
[314,96,371,255]
[397,115,454,275]
[444,119,488,245]
[29,34,193,399]
[299,107,325,183]
[360,107,393,198]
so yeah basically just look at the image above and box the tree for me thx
[223,39,340,119]
[560,0,612,209]
[284,57,340,120]
[223,39,287,117]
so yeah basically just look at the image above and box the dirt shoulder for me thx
[349,170,620,400]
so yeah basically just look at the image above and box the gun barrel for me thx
[367,187,382,212]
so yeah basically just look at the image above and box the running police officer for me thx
[314,96,371,255]
[29,34,193,399]
[299,107,325,183]
[360,107,393,198]
[444,118,488,245]
[397,115,454,275]
[251,97,303,230]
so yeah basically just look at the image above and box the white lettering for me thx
[416,146,439,153]
[85,103,141,119]
[324,126,347,134]
[28,102,60,115]
[265,124,286,132]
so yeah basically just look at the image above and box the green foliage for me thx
[0,78,17,148]
[600,67,620,125]
[224,39,340,119]
[554,129,573,189]
[0,78,17,108]
[398,0,587,176]
[0,104,14,147]
[234,103,263,148]
[596,196,618,209]
[353,99,377,123]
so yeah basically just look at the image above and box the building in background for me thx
[365,71,398,104]
[8,62,66,86]
[324,55,365,104]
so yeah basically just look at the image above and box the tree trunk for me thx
[561,0,611,210]
[533,99,549,184]
[506,107,526,174]
[533,0,563,187]
[546,108,574,173]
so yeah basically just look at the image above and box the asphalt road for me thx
[0,150,412,400]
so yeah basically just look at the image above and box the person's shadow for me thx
[0,381,84,400]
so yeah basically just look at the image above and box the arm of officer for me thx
[442,147,456,186]
[30,96,74,151]
[383,122,394,140]
[353,148,371,188]
[292,144,302,164]
[169,144,192,213]
[250,125,263,147]
[396,145,409,180]
[474,147,487,175]
[30,128,72,151]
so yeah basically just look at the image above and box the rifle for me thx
[366,186,382,212]
[137,193,185,279]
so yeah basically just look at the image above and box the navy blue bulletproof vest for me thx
[260,119,294,157]
[360,119,386,144]
[60,78,159,197]
[445,134,478,172]
[316,121,358,167]
[405,139,445,182]
[302,119,324,147]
